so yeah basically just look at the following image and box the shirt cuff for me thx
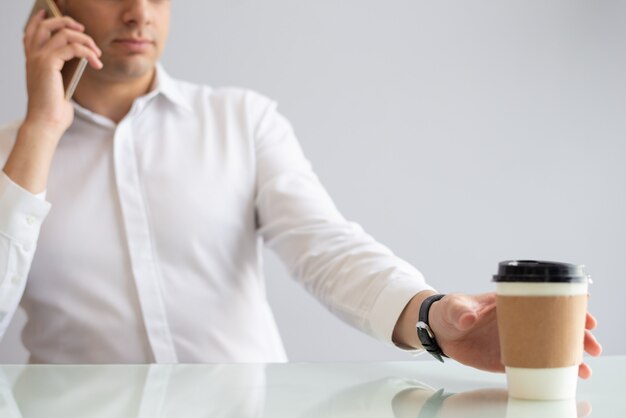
[367,275,435,351]
[0,171,51,248]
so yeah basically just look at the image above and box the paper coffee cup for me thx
[493,260,590,400]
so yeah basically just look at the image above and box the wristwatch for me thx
[416,294,448,362]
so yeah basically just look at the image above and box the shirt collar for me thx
[152,63,193,112]
[72,63,193,125]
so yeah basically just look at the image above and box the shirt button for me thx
[26,216,37,226]
[11,276,21,285]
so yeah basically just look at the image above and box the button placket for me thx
[113,119,178,363]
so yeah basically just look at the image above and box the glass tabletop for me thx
[0,355,622,417]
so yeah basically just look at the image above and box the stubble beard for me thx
[102,55,155,81]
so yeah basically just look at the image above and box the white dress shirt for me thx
[0,65,432,363]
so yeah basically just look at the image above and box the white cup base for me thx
[506,366,579,400]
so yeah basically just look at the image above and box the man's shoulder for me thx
[211,86,277,116]
[169,77,277,114]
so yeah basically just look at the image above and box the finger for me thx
[42,28,101,57]
[457,311,478,330]
[459,295,497,330]
[585,312,597,330]
[39,15,85,33]
[24,9,47,55]
[55,43,103,70]
[30,16,85,51]
[442,295,476,328]
[473,292,497,307]
[578,362,592,379]
[583,330,602,356]
[443,294,487,331]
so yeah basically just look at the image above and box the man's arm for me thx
[0,9,102,341]
[3,9,102,193]
[246,88,600,373]
[4,123,62,194]
[252,93,434,346]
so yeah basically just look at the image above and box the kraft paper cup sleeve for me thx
[496,295,587,368]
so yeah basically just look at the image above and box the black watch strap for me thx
[416,294,448,363]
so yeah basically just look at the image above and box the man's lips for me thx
[112,38,154,53]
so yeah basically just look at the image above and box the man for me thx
[0,0,601,371]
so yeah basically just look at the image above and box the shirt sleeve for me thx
[0,171,51,339]
[252,94,434,347]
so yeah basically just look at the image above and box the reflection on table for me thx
[305,378,590,418]
[0,356,621,417]
[1,365,265,418]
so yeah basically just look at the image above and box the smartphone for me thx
[27,0,88,100]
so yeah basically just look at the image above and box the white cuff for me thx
[367,274,435,350]
[0,171,51,248]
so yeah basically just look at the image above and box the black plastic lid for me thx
[493,260,590,283]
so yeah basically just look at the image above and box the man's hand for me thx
[393,291,602,378]
[3,9,102,193]
[429,293,602,378]
[23,9,102,134]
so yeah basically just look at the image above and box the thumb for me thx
[442,294,491,331]
[457,310,479,331]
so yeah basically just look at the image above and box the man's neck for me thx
[68,66,156,124]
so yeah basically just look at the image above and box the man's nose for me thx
[122,0,153,27]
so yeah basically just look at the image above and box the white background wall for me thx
[0,0,624,362]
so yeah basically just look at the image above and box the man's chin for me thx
[101,57,157,81]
